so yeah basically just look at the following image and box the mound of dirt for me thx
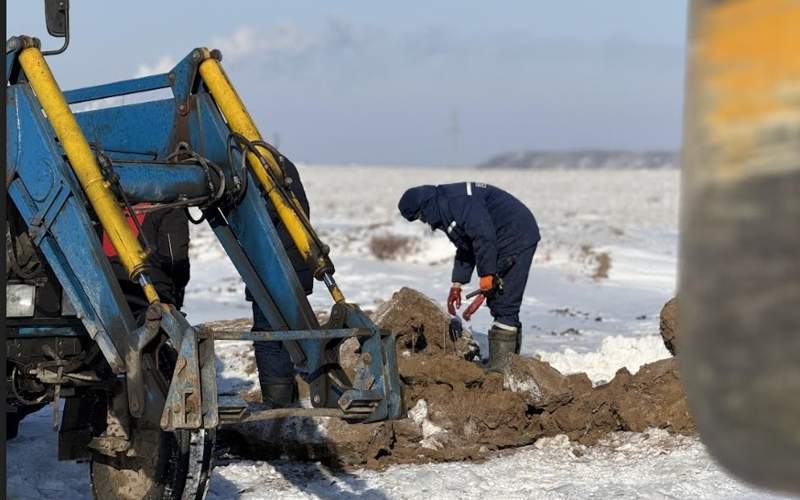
[374,287,480,358]
[216,288,692,469]
[660,297,679,355]
[535,358,693,445]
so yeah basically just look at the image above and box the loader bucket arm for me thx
[197,51,346,304]
[184,50,403,422]
[6,39,171,420]
[33,46,403,424]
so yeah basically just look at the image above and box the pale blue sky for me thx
[8,1,688,165]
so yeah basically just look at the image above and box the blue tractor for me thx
[5,2,402,498]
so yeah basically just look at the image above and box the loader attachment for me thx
[211,302,403,424]
[7,16,401,499]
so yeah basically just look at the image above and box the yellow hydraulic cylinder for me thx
[198,58,312,255]
[18,46,160,304]
[199,55,345,303]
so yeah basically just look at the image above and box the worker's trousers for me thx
[486,244,537,330]
[251,302,294,381]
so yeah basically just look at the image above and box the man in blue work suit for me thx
[245,148,313,408]
[398,182,540,371]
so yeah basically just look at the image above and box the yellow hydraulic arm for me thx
[198,50,346,303]
[17,41,161,304]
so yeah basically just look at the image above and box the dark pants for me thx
[251,302,294,380]
[487,244,537,329]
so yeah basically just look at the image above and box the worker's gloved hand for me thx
[462,294,485,321]
[462,275,494,321]
[447,284,463,315]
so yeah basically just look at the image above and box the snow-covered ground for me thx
[7,166,792,499]
[185,165,680,357]
[209,431,786,500]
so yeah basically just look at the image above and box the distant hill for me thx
[479,150,679,169]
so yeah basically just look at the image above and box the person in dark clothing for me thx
[103,206,190,322]
[245,150,313,408]
[398,182,540,371]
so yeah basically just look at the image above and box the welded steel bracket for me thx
[322,302,403,423]
[125,304,162,418]
[209,304,403,424]
[159,305,218,430]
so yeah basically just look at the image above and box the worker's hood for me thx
[398,185,443,230]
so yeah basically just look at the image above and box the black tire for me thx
[90,428,213,500]
[89,339,214,500]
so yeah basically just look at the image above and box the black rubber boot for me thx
[259,376,299,409]
[484,326,519,373]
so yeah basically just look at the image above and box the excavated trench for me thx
[213,288,690,469]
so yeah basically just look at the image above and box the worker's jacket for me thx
[399,182,540,284]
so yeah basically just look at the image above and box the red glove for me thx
[462,275,494,321]
[462,294,485,321]
[447,285,462,315]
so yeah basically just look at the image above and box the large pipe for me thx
[680,0,800,494]
[18,45,160,304]
[198,53,346,303]
[114,163,213,204]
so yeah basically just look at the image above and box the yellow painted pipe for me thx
[689,0,800,184]
[18,47,160,304]
[680,0,800,493]
[198,58,313,259]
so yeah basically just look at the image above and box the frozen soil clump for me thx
[660,296,679,356]
[215,288,692,469]
[374,287,480,358]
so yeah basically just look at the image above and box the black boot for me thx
[484,326,519,372]
[259,376,299,409]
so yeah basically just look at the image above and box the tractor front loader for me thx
[5,3,402,499]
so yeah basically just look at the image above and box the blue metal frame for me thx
[6,47,402,425]
[63,73,171,104]
[6,84,134,371]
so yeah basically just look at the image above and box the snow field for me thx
[10,166,790,499]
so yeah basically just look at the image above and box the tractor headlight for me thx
[7,284,36,317]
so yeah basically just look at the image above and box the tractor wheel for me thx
[90,337,214,499]
[90,428,214,500]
